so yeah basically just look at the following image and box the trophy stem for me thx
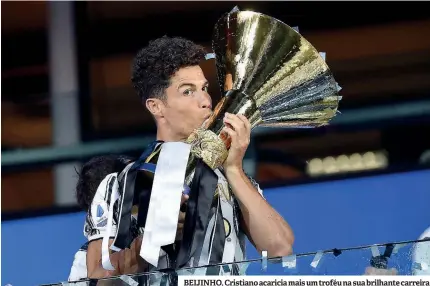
[206,89,261,133]
[184,90,261,185]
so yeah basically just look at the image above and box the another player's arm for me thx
[86,236,147,278]
[86,194,189,278]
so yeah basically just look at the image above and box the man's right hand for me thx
[112,236,146,275]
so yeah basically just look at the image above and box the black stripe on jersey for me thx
[87,236,116,244]
[85,211,96,235]
[106,175,115,206]
[104,175,109,201]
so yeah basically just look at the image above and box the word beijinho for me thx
[183,279,430,286]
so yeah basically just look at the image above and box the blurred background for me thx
[2,1,430,285]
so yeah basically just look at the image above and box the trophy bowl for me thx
[185,9,342,180]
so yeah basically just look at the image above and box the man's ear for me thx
[145,98,164,117]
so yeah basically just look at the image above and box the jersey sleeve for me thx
[83,174,119,242]
[68,249,88,282]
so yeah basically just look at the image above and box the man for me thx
[69,154,137,280]
[86,36,295,277]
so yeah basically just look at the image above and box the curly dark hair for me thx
[131,36,207,103]
[75,155,135,211]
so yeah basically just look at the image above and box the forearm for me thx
[226,168,294,257]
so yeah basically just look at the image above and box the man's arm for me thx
[226,168,294,257]
[85,195,146,278]
[85,194,189,278]
[86,237,146,279]
[222,113,294,258]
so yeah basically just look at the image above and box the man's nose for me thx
[200,92,212,109]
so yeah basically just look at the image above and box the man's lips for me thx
[201,113,213,128]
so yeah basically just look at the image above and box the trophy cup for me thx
[184,9,341,183]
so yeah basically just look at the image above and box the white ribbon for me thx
[310,251,324,269]
[220,198,237,265]
[140,142,191,267]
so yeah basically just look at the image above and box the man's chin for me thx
[200,118,209,128]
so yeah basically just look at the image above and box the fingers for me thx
[132,235,148,273]
[178,211,186,223]
[176,221,185,241]
[180,194,189,212]
[181,194,189,206]
[237,114,251,133]
[176,224,184,241]
[223,113,246,137]
[123,247,133,274]
[224,113,250,128]
[223,113,250,148]
[222,126,238,144]
[364,266,398,276]
[116,249,125,274]
[133,235,143,254]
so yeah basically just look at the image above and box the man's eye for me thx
[202,86,209,92]
[183,89,193,96]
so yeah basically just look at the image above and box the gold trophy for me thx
[185,9,341,182]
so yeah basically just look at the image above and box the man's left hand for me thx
[222,113,251,172]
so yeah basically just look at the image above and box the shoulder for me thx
[84,173,119,241]
[89,173,118,222]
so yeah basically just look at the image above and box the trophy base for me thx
[186,128,228,171]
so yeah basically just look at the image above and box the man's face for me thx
[162,65,213,140]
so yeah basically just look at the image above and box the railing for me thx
[43,239,430,286]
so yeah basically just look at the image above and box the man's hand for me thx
[176,194,189,241]
[113,236,145,275]
[364,266,398,275]
[87,236,148,279]
[222,113,251,172]
[220,112,295,257]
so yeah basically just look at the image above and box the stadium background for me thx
[2,2,430,286]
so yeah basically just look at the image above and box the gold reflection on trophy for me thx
[185,9,342,178]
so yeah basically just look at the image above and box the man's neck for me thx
[156,129,186,143]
